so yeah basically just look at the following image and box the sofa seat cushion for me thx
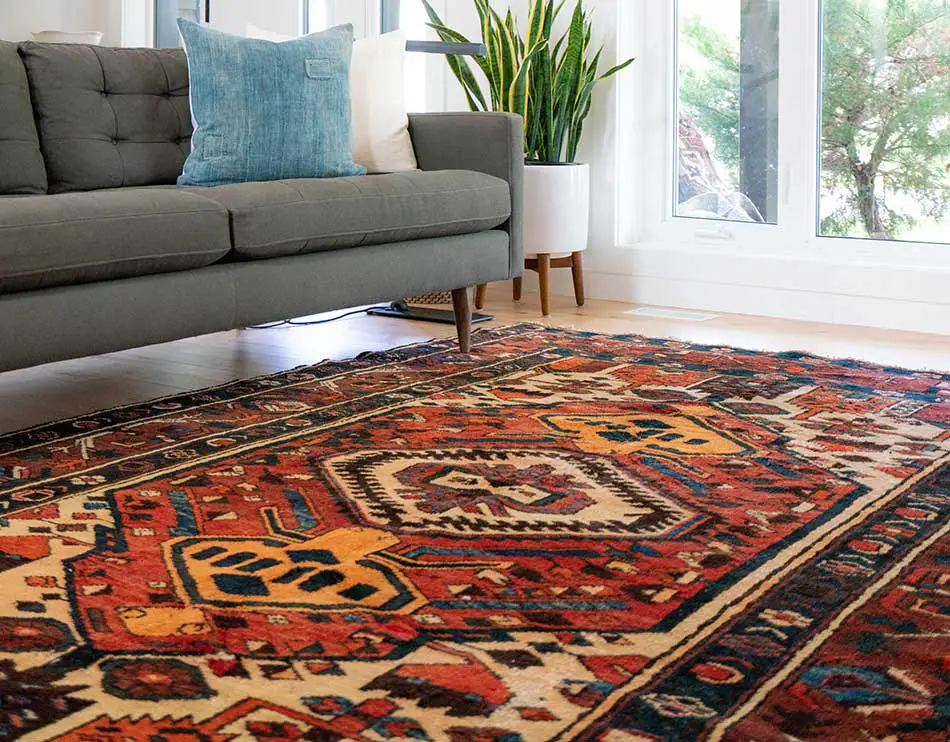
[197,169,511,260]
[0,188,231,295]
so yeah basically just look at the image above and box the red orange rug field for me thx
[0,325,947,740]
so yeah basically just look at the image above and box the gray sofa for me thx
[0,42,524,372]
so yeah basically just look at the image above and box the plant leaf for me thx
[420,2,488,111]
[509,39,547,123]
[427,0,634,162]
[551,0,587,161]
[600,57,636,80]
[472,0,503,108]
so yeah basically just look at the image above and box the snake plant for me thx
[421,0,634,163]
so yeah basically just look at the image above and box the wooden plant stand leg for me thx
[451,287,473,353]
[474,284,487,310]
[537,253,551,316]
[571,251,585,307]
[513,276,523,301]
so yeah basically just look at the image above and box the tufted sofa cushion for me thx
[0,42,47,194]
[19,43,192,193]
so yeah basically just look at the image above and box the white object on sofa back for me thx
[245,24,418,174]
[32,30,103,44]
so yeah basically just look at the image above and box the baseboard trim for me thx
[516,244,950,336]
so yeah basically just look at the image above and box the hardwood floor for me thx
[2,284,948,435]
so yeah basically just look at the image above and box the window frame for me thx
[380,0,400,34]
[323,0,450,113]
[621,0,950,268]
[153,0,203,48]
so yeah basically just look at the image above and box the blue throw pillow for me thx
[177,20,365,186]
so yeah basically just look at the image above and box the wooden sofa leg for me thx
[537,253,551,316]
[571,251,586,307]
[513,276,523,301]
[475,284,487,310]
[452,288,473,353]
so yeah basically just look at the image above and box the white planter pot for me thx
[523,162,590,257]
[32,31,103,45]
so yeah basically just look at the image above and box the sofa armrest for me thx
[408,112,524,279]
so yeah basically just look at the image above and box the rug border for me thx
[2,322,946,446]
[0,324,527,444]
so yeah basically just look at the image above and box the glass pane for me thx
[155,0,200,48]
[400,0,429,112]
[381,0,429,112]
[382,0,401,34]
[820,0,950,243]
[306,0,329,33]
[675,0,780,224]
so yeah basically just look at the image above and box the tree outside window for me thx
[677,0,949,243]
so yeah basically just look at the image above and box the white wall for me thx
[0,0,305,48]
[0,0,119,44]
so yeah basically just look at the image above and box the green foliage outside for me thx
[680,0,950,241]
[679,16,742,183]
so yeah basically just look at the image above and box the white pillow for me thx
[245,25,418,173]
[349,31,418,172]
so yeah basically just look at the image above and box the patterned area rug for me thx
[0,324,948,741]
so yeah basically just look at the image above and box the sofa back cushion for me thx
[0,41,47,194]
[19,43,192,193]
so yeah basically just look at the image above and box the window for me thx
[637,0,949,251]
[378,0,436,112]
[304,0,435,111]
[381,0,400,34]
[393,0,433,112]
[305,0,328,33]
[154,0,201,48]
[676,1,780,225]
[819,0,949,243]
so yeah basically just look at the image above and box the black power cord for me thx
[245,305,392,330]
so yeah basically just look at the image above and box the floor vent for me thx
[625,307,719,322]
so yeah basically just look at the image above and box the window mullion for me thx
[325,0,371,36]
[777,0,821,250]
[739,0,781,224]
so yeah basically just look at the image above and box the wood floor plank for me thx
[2,287,948,435]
